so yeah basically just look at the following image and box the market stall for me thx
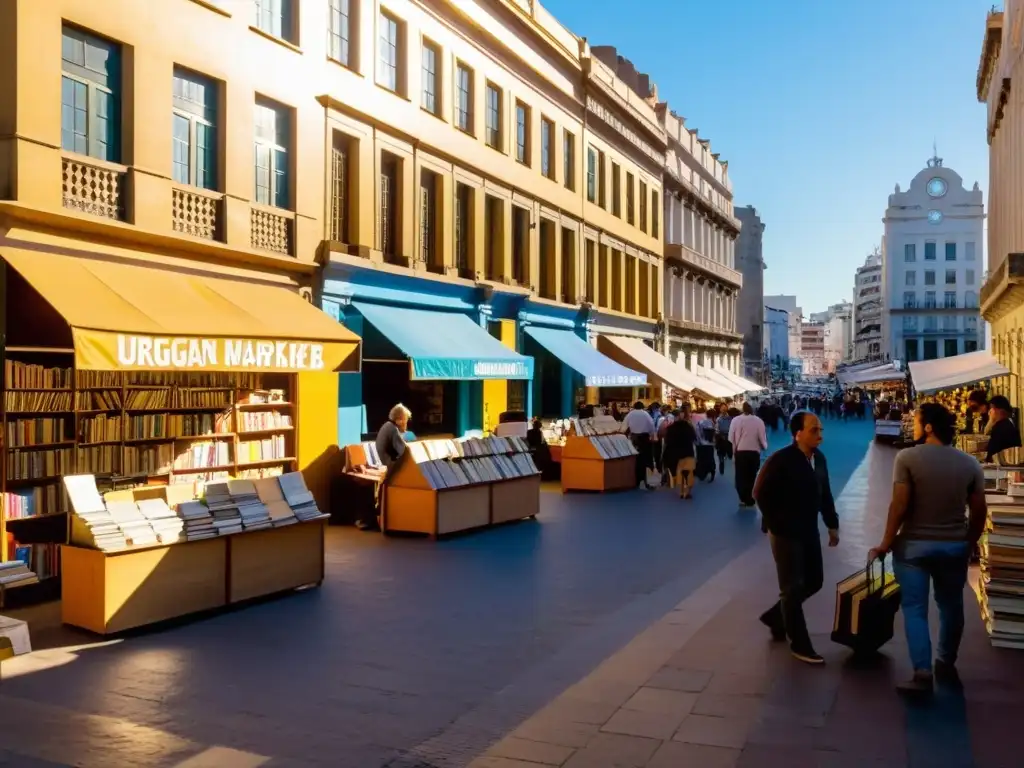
[843,365,909,443]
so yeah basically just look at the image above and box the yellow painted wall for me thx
[483,320,517,433]
[297,371,342,513]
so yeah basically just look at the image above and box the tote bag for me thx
[831,555,901,653]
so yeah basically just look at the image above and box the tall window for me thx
[639,181,648,233]
[586,147,597,203]
[905,271,916,286]
[515,101,529,164]
[254,0,294,42]
[924,290,937,308]
[924,241,936,261]
[945,269,956,285]
[253,97,290,208]
[420,170,439,271]
[966,269,975,285]
[377,12,400,93]
[924,270,935,286]
[485,195,503,281]
[903,291,916,308]
[652,191,659,238]
[512,207,530,286]
[330,132,351,243]
[455,63,472,132]
[564,130,575,190]
[965,291,978,308]
[172,67,217,190]
[945,242,956,261]
[328,0,351,65]
[944,339,959,357]
[626,173,635,225]
[561,227,576,303]
[966,241,976,261]
[61,26,121,162]
[904,243,916,262]
[540,118,554,179]
[379,153,399,259]
[944,290,957,308]
[421,40,440,115]
[485,84,502,149]
[455,183,471,276]
[598,151,606,207]
[611,164,621,217]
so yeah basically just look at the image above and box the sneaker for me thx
[791,649,825,665]
[897,671,934,695]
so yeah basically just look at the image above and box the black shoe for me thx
[897,672,934,695]
[355,520,381,532]
[759,614,786,642]
[934,659,962,689]
[791,648,825,665]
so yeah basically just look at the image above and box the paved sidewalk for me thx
[467,442,1024,768]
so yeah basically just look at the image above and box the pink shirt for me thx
[728,414,768,453]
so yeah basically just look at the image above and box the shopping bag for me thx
[831,555,901,653]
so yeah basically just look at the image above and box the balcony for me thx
[61,155,126,221]
[172,186,224,242]
[665,243,742,289]
[667,318,742,340]
[663,169,741,235]
[981,252,1024,322]
[250,205,295,257]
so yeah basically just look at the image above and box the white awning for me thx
[715,368,766,393]
[695,365,745,397]
[909,351,1010,394]
[847,363,904,385]
[597,336,728,398]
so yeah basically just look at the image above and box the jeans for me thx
[761,533,824,652]
[734,450,760,505]
[893,539,970,672]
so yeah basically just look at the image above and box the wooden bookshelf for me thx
[560,432,637,492]
[383,437,541,537]
[1,356,301,605]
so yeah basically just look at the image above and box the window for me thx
[924,270,935,286]
[925,315,938,331]
[924,340,938,360]
[564,131,575,190]
[253,97,290,208]
[61,26,121,162]
[966,241,976,261]
[966,339,978,352]
[485,83,501,149]
[652,191,659,239]
[377,12,400,93]
[421,40,440,115]
[966,269,975,286]
[328,0,351,65]
[598,151,606,207]
[903,315,918,331]
[965,315,978,331]
[639,181,648,233]
[905,271,916,286]
[584,240,596,303]
[611,164,621,217]
[538,220,555,299]
[944,339,959,357]
[924,241,936,260]
[904,244,916,262]
[586,147,597,203]
[626,172,635,225]
[379,153,399,259]
[172,67,217,190]
[540,118,554,179]
[903,291,916,308]
[485,195,503,281]
[904,339,919,363]
[945,269,956,285]
[515,101,529,164]
[924,290,936,308]
[254,0,294,42]
[455,63,472,132]
[945,242,956,261]
[943,315,958,331]
[420,170,442,273]
[965,290,978,308]
[561,227,576,303]
[944,290,956,308]
[512,207,530,286]
[330,132,351,243]
[455,183,471,276]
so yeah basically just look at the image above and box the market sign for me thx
[410,357,534,381]
[584,373,648,388]
[73,331,354,372]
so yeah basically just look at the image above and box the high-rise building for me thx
[764,294,803,364]
[763,305,790,379]
[820,302,853,371]
[735,206,766,381]
[853,248,884,361]
[882,153,984,362]
[801,323,826,375]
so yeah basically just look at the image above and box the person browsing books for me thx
[984,395,1022,463]
[366,403,412,532]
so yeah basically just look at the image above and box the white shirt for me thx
[728,413,768,452]
[622,408,656,437]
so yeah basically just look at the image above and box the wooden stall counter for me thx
[561,433,637,493]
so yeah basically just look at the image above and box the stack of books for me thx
[64,475,128,551]
[278,472,326,522]
[229,479,272,531]
[0,560,39,588]
[253,476,297,527]
[107,500,159,546]
[204,482,242,535]
[981,493,1024,648]
[175,501,217,540]
[137,498,185,544]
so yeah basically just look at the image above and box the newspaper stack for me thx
[278,472,327,522]
[175,501,217,540]
[204,481,242,536]
[229,479,272,531]
[137,498,185,544]
[63,475,127,551]
[253,476,297,527]
[107,500,158,546]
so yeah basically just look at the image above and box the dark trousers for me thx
[715,436,732,474]
[734,450,760,505]
[632,434,652,487]
[761,533,824,652]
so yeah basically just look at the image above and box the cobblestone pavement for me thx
[0,418,913,768]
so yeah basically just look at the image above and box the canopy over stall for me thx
[597,336,723,399]
[695,365,744,398]
[2,247,361,372]
[715,368,765,394]
[353,302,532,380]
[908,350,1010,395]
[523,327,646,387]
[846,364,905,386]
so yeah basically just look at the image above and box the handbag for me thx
[831,554,901,653]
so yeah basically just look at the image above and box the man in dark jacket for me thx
[753,411,840,665]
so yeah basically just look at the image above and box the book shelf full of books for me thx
[560,417,638,493]
[383,435,542,536]
[0,355,302,607]
[979,476,1024,650]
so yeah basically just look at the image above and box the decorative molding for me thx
[585,95,664,166]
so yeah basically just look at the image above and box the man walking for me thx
[622,401,656,490]
[729,402,768,508]
[754,411,839,665]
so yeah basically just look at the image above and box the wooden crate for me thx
[561,434,637,492]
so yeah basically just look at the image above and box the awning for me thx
[597,336,722,398]
[909,351,1010,394]
[849,364,905,386]
[353,302,532,380]
[715,368,765,393]
[2,247,361,372]
[694,365,743,398]
[524,326,646,387]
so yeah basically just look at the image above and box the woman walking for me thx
[664,407,698,499]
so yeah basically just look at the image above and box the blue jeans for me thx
[893,539,970,672]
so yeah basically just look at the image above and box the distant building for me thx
[763,305,790,378]
[736,206,766,381]
[764,294,803,363]
[853,248,884,361]
[801,323,826,375]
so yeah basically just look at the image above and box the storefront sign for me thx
[73,331,356,372]
[585,373,648,388]
[410,357,533,381]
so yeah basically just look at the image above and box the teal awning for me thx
[524,327,647,388]
[353,302,533,381]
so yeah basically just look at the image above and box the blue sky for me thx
[544,0,994,315]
